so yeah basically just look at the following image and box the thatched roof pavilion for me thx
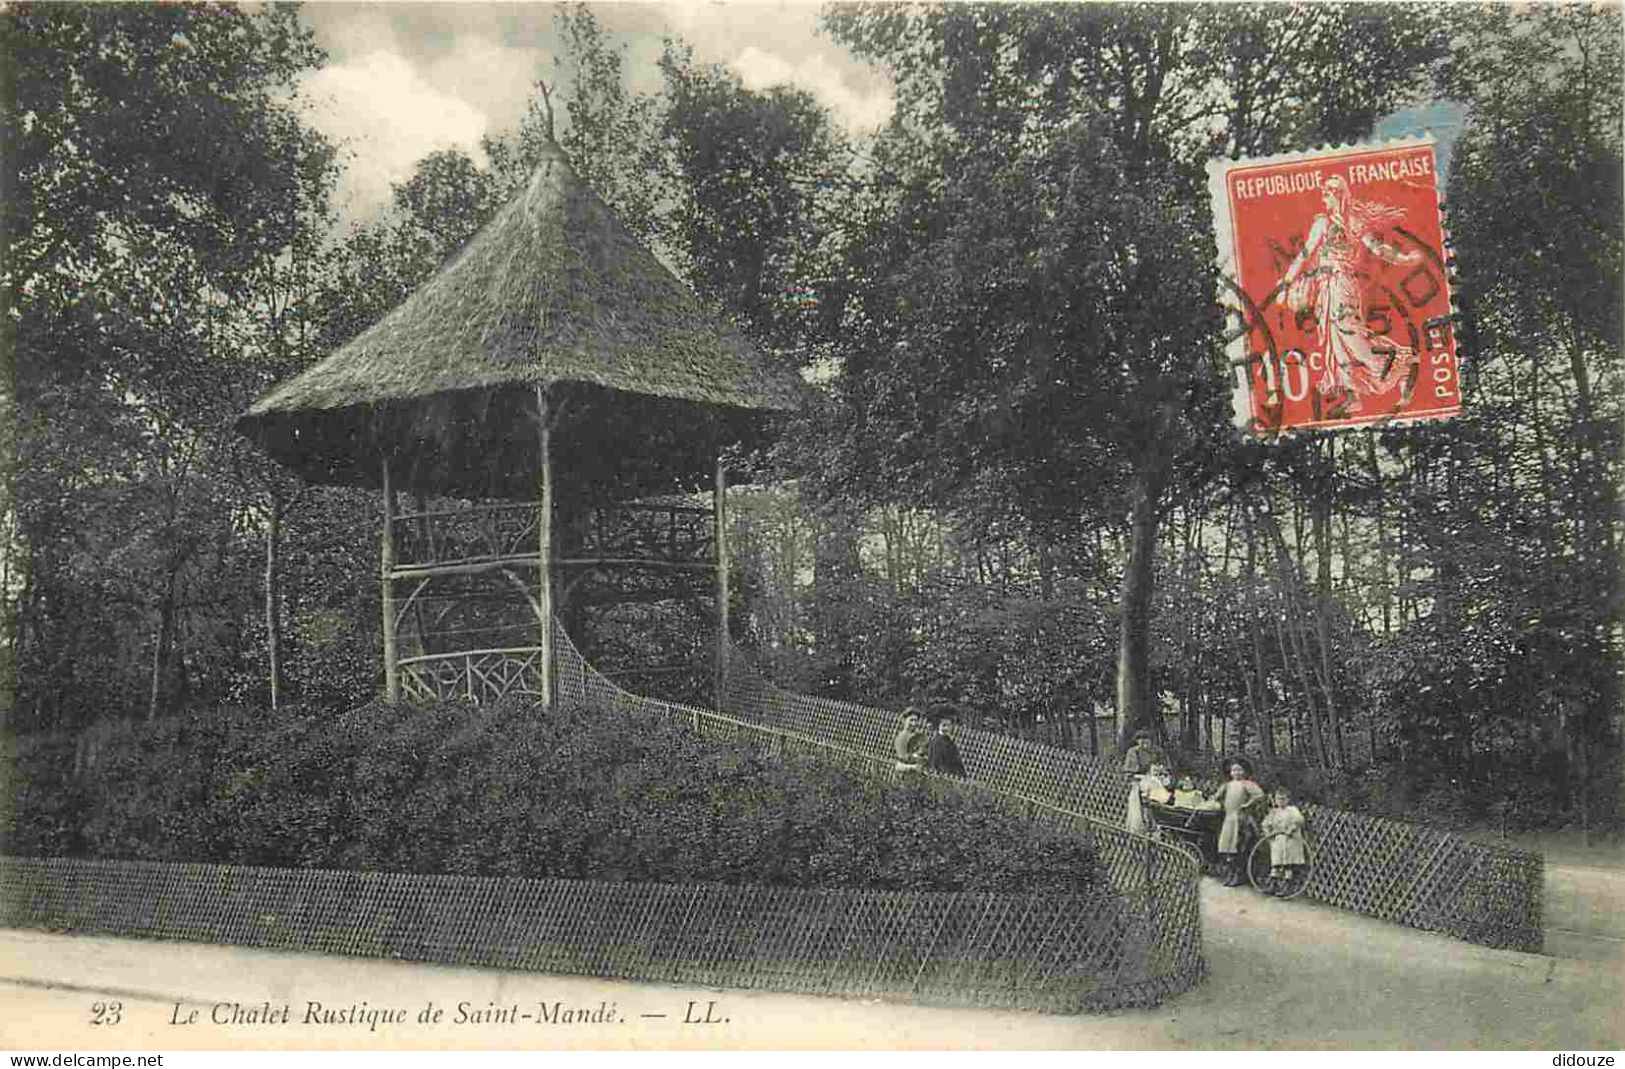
[238,135,801,706]
[237,137,802,506]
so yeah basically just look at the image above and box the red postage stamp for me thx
[1208,138,1461,436]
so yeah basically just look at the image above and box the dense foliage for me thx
[2,3,1618,840]
[729,5,1623,834]
[1,695,1107,893]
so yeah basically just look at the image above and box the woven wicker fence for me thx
[1290,803,1542,950]
[0,855,1177,1013]
[0,632,1205,1015]
[719,656,1543,953]
[550,631,1207,1008]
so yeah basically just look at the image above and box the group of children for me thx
[1125,739,1308,896]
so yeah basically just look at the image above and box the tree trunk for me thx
[1116,461,1165,747]
[1178,507,1203,753]
[1312,479,1347,767]
[714,456,731,707]
[1269,546,1330,766]
[1038,538,1055,602]
[1365,436,1393,635]
[1243,507,1277,759]
[147,567,177,721]
[1,546,30,731]
[264,489,284,712]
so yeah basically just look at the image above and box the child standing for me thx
[1213,759,1265,886]
[1261,787,1308,895]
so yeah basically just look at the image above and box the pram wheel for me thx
[1167,838,1204,871]
[1247,832,1317,900]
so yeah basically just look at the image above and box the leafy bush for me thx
[2,696,1106,895]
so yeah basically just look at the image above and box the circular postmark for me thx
[1222,222,1456,439]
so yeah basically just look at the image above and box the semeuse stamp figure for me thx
[1276,175,1424,411]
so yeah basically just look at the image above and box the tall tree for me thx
[1401,4,1625,827]
[658,46,841,353]
[2,2,333,724]
[816,4,1446,741]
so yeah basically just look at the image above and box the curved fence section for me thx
[0,856,1158,1013]
[552,629,1206,1009]
[2,631,1203,1013]
[720,655,1542,953]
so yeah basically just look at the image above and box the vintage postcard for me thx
[3,1,1619,1059]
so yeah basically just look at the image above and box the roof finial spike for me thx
[537,79,557,144]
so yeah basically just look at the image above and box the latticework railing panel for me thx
[722,659,1130,826]
[562,502,715,566]
[394,503,542,569]
[551,627,1206,1007]
[1292,804,1543,951]
[0,857,1196,1013]
[720,652,1541,953]
[399,648,547,705]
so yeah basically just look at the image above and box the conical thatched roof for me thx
[237,138,802,502]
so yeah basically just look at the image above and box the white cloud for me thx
[299,50,491,223]
[293,4,899,222]
[729,45,894,134]
[422,35,545,141]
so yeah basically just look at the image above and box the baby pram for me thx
[1142,797,1229,872]
[1141,792,1316,896]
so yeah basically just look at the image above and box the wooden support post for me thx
[714,456,732,708]
[380,456,400,703]
[265,488,282,712]
[537,384,554,710]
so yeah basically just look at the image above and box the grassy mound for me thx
[2,697,1106,894]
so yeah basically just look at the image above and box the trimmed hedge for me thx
[2,697,1106,894]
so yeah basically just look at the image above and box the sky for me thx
[290,3,1467,227]
[292,2,896,224]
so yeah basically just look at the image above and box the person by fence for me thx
[1173,774,1206,808]
[1214,759,1266,886]
[893,708,927,773]
[926,712,966,777]
[1260,786,1309,896]
[1121,730,1155,776]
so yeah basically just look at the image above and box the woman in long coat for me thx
[1214,759,1265,885]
